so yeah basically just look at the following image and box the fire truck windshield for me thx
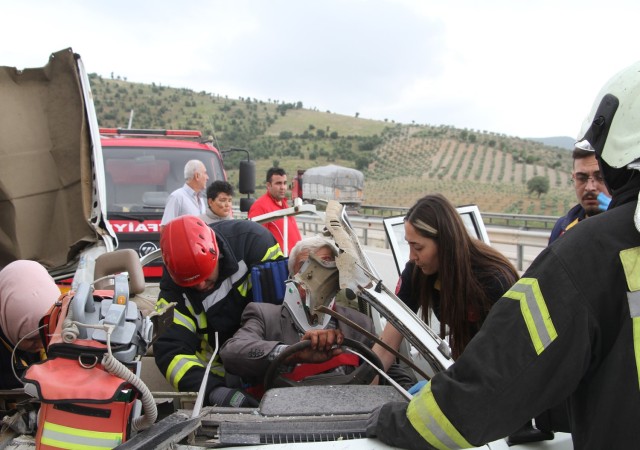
[102,146,225,215]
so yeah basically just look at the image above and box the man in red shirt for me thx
[248,167,301,255]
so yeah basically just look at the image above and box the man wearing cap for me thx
[154,215,283,407]
[548,142,611,244]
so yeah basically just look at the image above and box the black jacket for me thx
[154,220,282,398]
[370,192,640,449]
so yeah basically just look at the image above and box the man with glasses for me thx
[548,143,611,244]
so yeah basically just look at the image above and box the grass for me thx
[264,109,387,137]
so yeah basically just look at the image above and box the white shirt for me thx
[161,184,205,225]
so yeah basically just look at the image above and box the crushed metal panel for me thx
[0,48,95,269]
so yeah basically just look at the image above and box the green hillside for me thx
[89,74,575,216]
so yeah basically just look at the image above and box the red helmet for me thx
[160,215,219,287]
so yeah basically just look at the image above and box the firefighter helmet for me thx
[574,116,595,152]
[160,215,219,287]
[580,60,640,169]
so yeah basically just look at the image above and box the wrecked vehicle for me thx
[0,49,573,450]
[0,48,115,283]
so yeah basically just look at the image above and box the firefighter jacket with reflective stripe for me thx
[154,220,283,398]
[371,199,640,450]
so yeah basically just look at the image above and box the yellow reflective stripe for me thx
[407,382,471,449]
[183,297,207,332]
[503,278,557,355]
[41,421,122,449]
[166,354,224,388]
[262,244,284,262]
[238,278,249,297]
[620,247,640,291]
[202,261,248,310]
[156,297,170,311]
[628,291,640,390]
[245,245,283,296]
[622,248,640,390]
[631,315,640,390]
[208,359,225,377]
[173,308,197,333]
[195,349,224,377]
[167,354,205,388]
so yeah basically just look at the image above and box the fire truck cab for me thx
[100,129,237,279]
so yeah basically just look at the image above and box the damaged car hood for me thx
[0,48,114,273]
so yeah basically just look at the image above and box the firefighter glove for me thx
[208,386,259,407]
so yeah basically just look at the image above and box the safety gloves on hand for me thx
[408,380,427,395]
[208,386,259,407]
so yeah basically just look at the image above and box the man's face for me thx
[292,246,336,302]
[194,164,209,192]
[573,155,610,217]
[293,246,336,274]
[267,174,288,201]
[192,262,219,292]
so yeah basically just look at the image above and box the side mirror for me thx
[239,160,256,194]
[240,197,256,212]
[222,148,256,213]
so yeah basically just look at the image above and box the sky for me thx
[1,0,639,139]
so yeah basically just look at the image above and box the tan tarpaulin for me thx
[0,48,95,270]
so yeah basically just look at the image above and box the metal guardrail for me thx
[485,227,549,272]
[481,213,558,230]
[235,205,554,271]
[296,213,550,272]
[359,205,559,230]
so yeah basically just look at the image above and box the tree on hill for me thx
[527,176,550,198]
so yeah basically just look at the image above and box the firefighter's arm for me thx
[366,402,432,450]
[153,298,225,394]
[369,253,591,448]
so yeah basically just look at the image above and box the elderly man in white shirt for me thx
[161,159,209,228]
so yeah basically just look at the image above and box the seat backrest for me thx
[251,258,289,304]
[94,249,145,294]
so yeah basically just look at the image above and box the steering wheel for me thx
[263,338,385,390]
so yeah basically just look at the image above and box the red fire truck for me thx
[100,128,253,280]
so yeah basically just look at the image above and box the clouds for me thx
[1,0,639,138]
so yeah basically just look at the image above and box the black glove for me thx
[208,386,259,407]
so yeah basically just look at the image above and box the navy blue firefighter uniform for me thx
[154,219,283,399]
